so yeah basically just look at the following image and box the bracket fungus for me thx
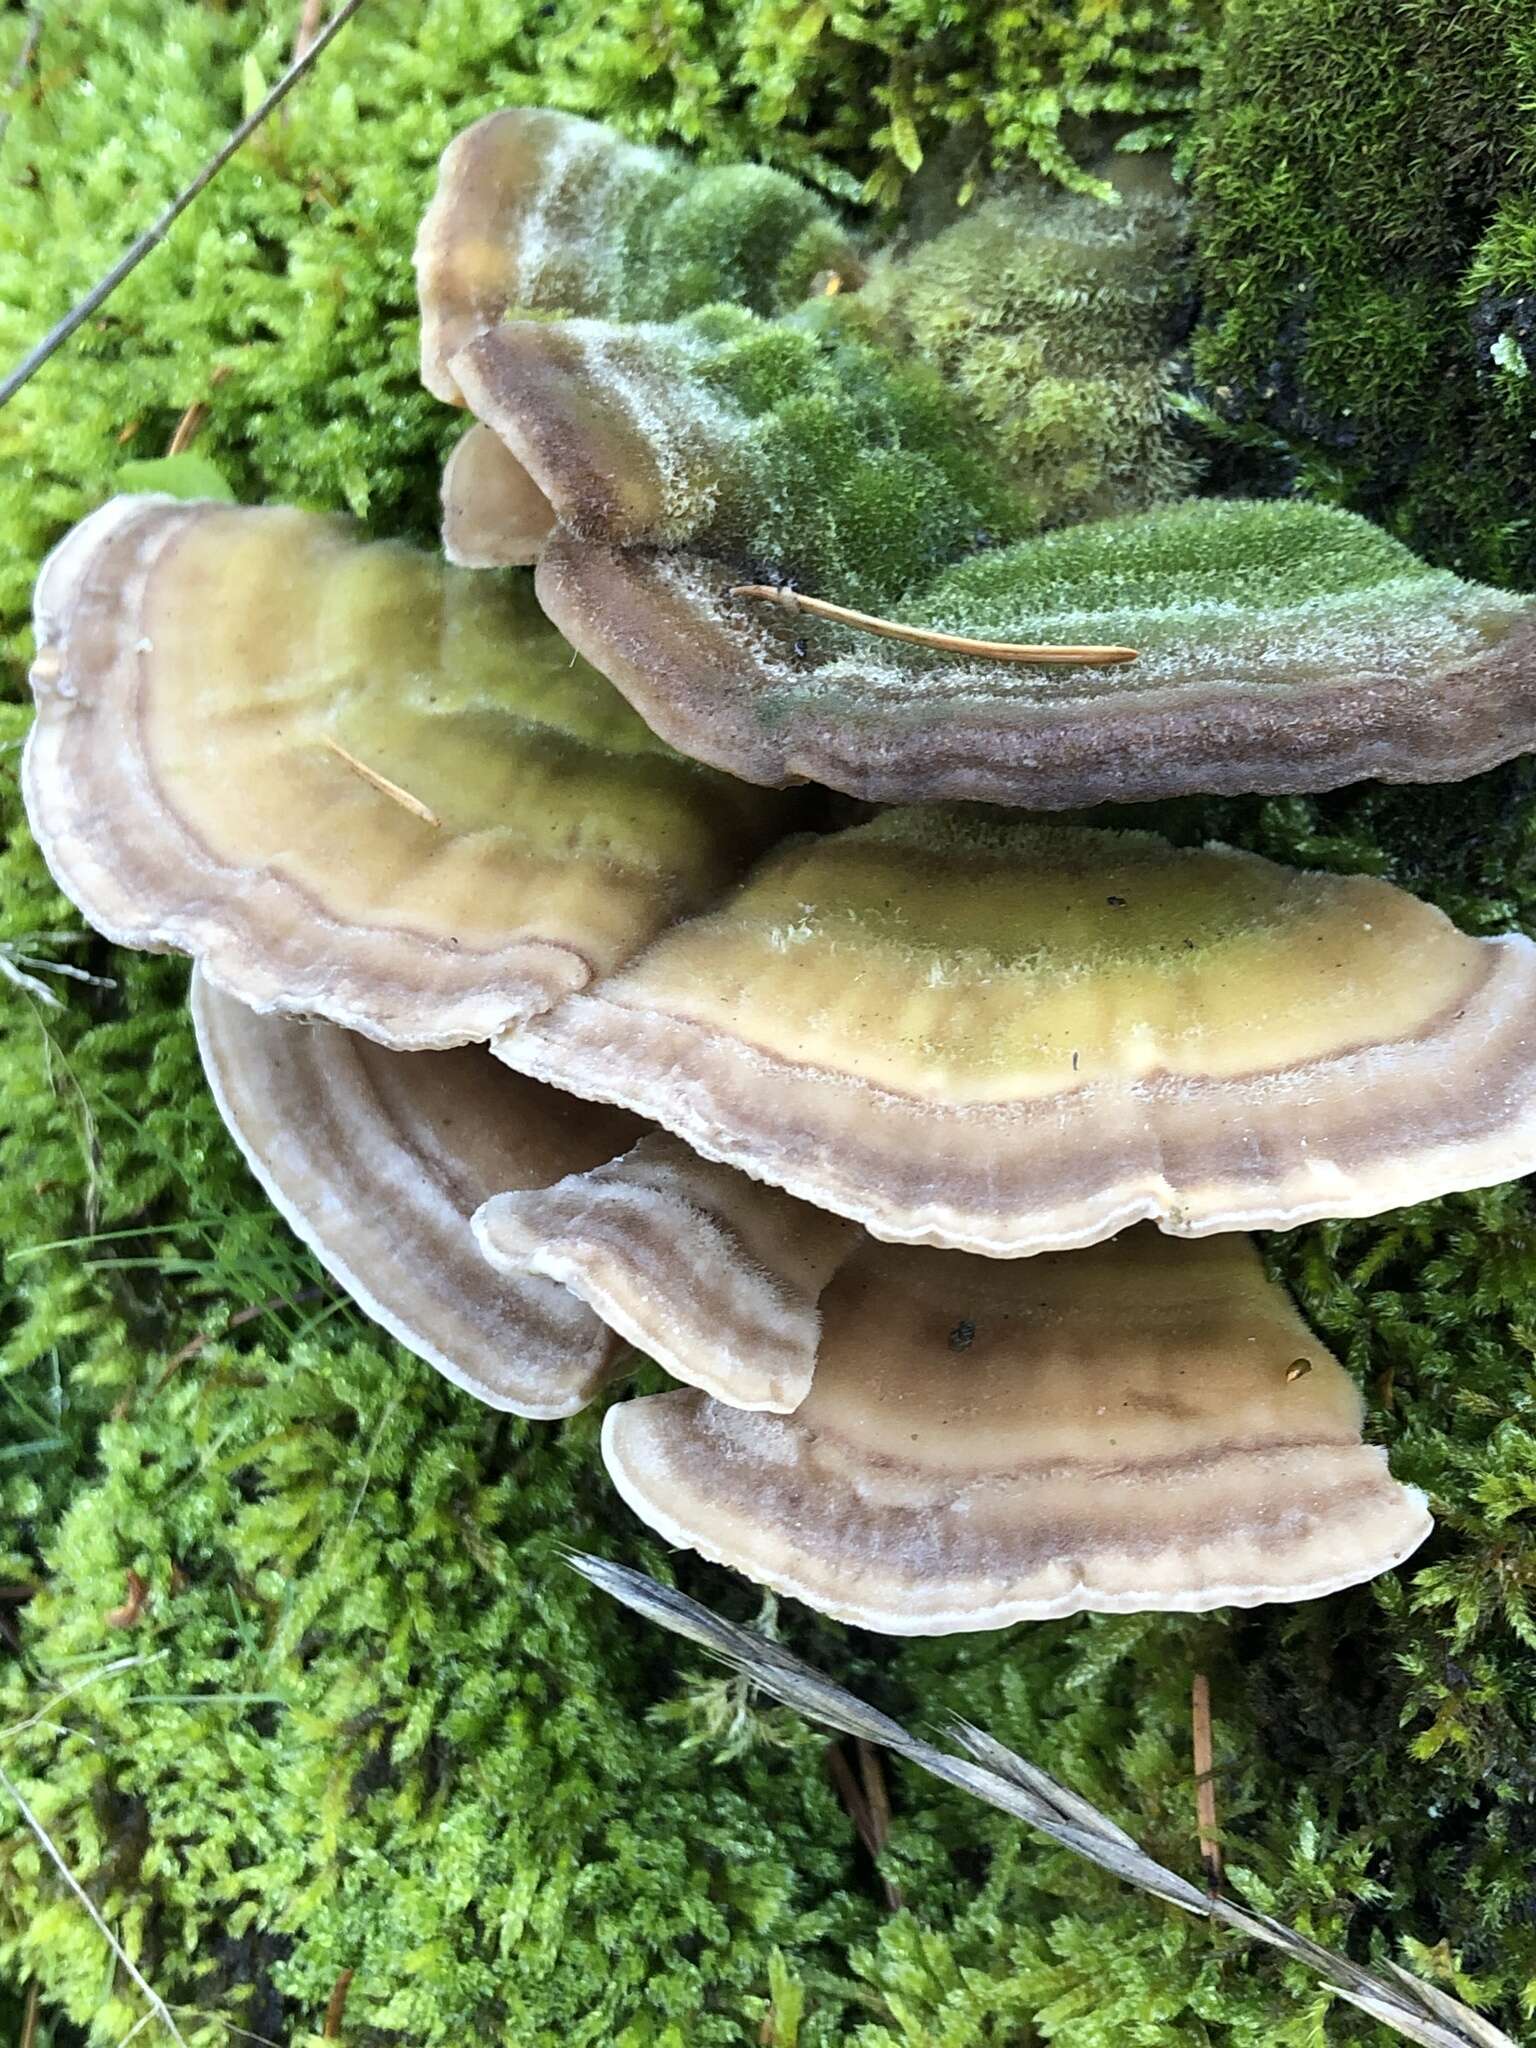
[25,495,790,1049]
[497,807,1536,1256]
[475,1133,859,1413]
[449,298,1021,584]
[441,421,558,569]
[537,497,1536,807]
[415,106,859,406]
[600,1228,1432,1631]
[192,972,640,1417]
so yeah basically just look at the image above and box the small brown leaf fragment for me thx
[105,1568,149,1630]
[1286,1356,1313,1383]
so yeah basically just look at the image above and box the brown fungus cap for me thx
[535,500,1536,808]
[441,423,556,568]
[497,807,1536,1256]
[25,496,790,1050]
[192,972,641,1417]
[415,107,622,405]
[601,1228,1432,1632]
[474,1133,859,1412]
[415,107,859,407]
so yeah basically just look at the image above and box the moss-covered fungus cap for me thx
[600,1227,1432,1631]
[192,972,641,1417]
[24,495,790,1050]
[497,807,1536,1255]
[415,106,858,407]
[537,500,1536,807]
[474,1132,858,1413]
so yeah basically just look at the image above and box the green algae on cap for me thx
[193,973,641,1417]
[602,1227,1432,1631]
[538,498,1536,806]
[475,1132,859,1413]
[496,805,1536,1256]
[24,496,791,1050]
[415,107,859,407]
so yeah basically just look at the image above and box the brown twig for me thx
[165,402,209,456]
[0,0,371,410]
[729,584,1139,667]
[320,734,441,827]
[134,1284,329,1409]
[165,364,232,456]
[1191,1672,1222,1893]
[18,1981,40,2048]
[322,1966,355,2040]
[0,7,44,159]
[827,1741,903,1910]
[293,0,327,64]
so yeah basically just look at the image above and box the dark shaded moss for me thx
[1189,0,1536,587]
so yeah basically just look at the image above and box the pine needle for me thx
[319,734,441,827]
[729,584,1139,666]
[567,1554,1518,2048]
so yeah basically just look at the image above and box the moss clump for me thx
[864,162,1200,529]
[514,0,1216,207]
[1189,0,1536,587]
[542,298,1027,599]
[493,135,855,324]
[6,0,1536,2043]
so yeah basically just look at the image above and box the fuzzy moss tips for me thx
[539,497,1536,807]
[453,299,1025,602]
[450,162,1204,597]
[1190,0,1536,587]
[863,157,1200,530]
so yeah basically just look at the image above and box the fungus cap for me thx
[25,496,787,1050]
[442,423,556,568]
[602,1229,1432,1631]
[416,107,858,406]
[475,1133,858,1412]
[536,500,1536,807]
[498,807,1536,1255]
[192,973,640,1417]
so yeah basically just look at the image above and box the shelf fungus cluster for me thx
[28,110,1536,1635]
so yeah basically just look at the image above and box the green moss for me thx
[514,0,1216,207]
[493,127,854,325]
[6,0,1536,2043]
[863,161,1200,527]
[1189,0,1536,587]
[557,298,1026,600]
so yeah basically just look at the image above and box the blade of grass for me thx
[568,1554,1517,2048]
